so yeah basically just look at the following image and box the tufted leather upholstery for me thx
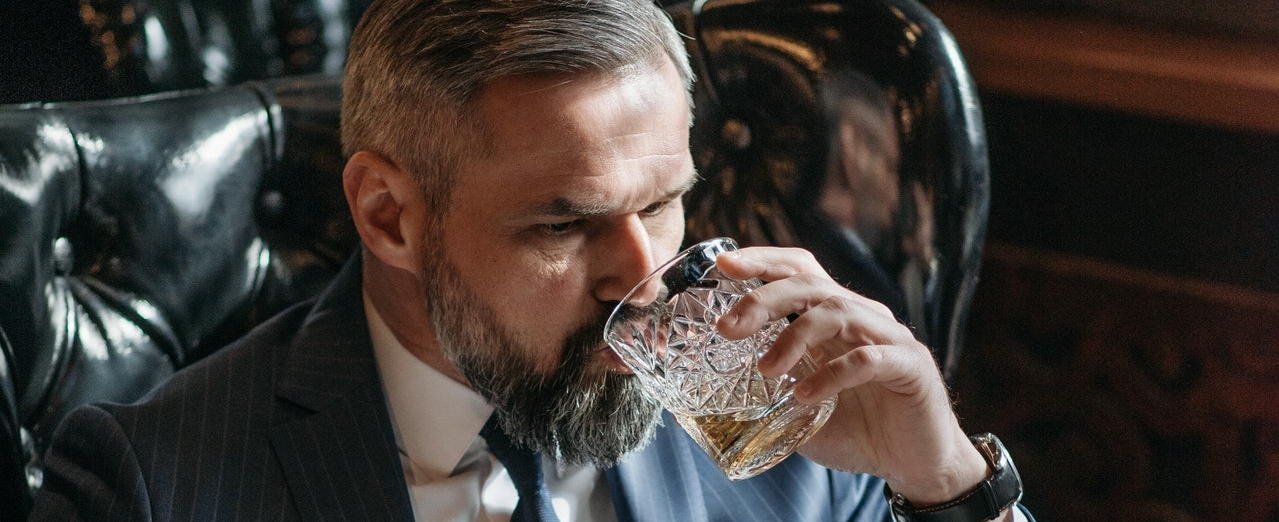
[0,75,354,518]
[1,328,21,519]
[1,0,371,104]
[0,0,987,518]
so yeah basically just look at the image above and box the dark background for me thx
[927,1,1279,520]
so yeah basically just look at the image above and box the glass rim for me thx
[603,236,739,340]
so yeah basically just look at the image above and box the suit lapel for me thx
[269,255,415,522]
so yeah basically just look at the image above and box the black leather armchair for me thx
[0,0,987,518]
[669,0,988,376]
[1,0,371,104]
[0,75,354,519]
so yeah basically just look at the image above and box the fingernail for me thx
[720,250,751,267]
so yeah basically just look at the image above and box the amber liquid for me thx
[672,394,836,480]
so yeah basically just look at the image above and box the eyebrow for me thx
[535,171,699,217]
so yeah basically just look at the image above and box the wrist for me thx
[884,433,990,505]
[884,433,1024,522]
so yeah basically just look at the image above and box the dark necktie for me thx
[479,416,561,522]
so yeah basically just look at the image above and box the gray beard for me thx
[421,253,661,465]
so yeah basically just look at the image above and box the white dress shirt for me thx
[364,292,618,522]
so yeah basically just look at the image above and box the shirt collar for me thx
[365,290,494,482]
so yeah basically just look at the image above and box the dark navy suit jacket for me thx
[28,256,1021,521]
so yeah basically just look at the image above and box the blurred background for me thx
[3,0,1277,520]
[922,1,1279,520]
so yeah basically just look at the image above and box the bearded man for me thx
[29,0,1035,521]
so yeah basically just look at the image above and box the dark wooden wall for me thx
[928,3,1279,520]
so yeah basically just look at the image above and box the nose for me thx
[593,215,662,305]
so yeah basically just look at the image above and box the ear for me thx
[342,150,427,273]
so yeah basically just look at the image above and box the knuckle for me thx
[827,355,859,379]
[825,348,877,381]
[849,346,880,367]
[867,299,894,318]
[823,294,859,315]
[736,289,766,308]
[796,248,819,266]
[794,272,826,287]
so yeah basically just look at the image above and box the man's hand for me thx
[713,246,993,508]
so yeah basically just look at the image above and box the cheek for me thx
[468,254,586,336]
[505,264,577,311]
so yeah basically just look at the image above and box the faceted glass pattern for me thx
[604,238,819,416]
[606,238,836,479]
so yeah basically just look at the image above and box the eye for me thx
[541,220,581,235]
[641,200,671,216]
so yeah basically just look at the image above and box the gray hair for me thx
[341,0,694,225]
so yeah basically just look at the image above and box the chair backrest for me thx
[0,75,354,519]
[0,0,371,104]
[668,0,989,376]
[0,327,24,519]
[0,0,986,518]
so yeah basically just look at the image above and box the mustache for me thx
[554,310,615,376]
[472,303,658,465]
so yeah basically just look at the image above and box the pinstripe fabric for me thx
[31,256,414,522]
[608,411,891,522]
[29,253,1015,522]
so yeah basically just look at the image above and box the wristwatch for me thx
[884,433,1023,522]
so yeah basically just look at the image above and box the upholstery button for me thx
[52,237,73,276]
[20,427,41,491]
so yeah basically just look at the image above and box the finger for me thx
[755,293,906,378]
[719,276,900,350]
[715,272,837,340]
[714,247,825,282]
[792,343,927,404]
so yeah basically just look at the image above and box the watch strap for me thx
[884,433,1023,522]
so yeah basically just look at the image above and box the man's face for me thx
[422,57,695,463]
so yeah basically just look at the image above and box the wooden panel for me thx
[927,0,1279,133]
[976,93,1279,293]
[956,242,1279,521]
